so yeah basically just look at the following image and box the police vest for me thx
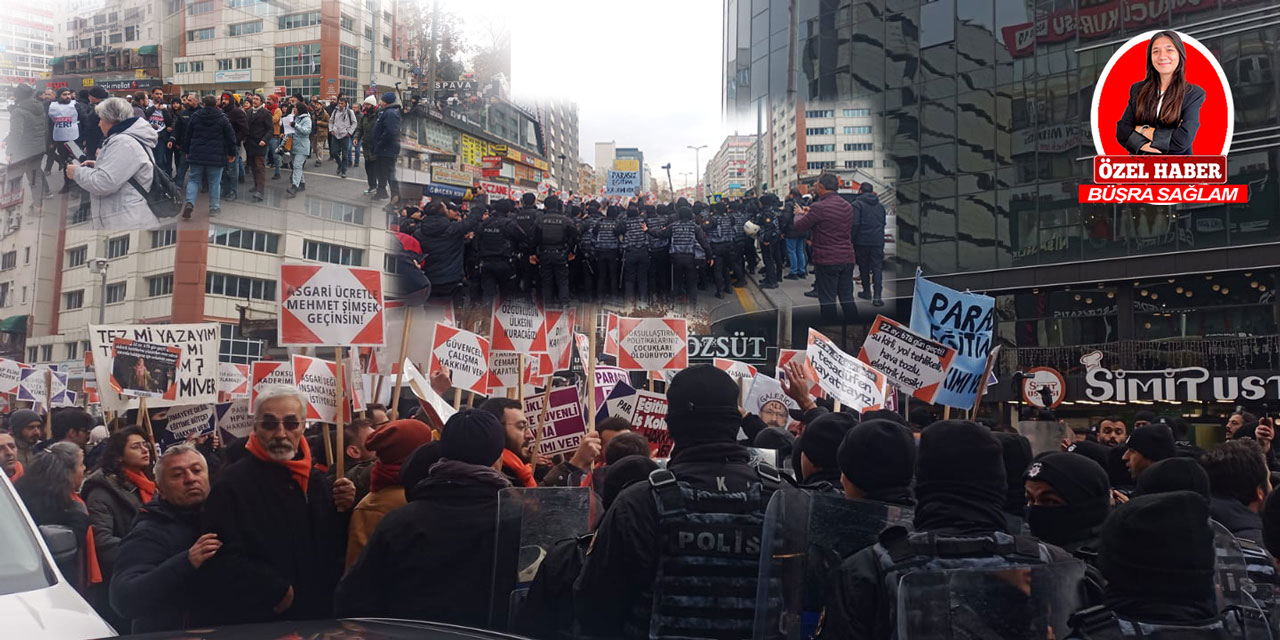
[513,209,539,247]
[730,211,750,242]
[595,218,621,250]
[478,219,513,260]
[669,221,699,256]
[621,217,648,251]
[577,218,597,253]
[536,214,571,262]
[633,463,786,640]
[708,215,733,245]
[1068,606,1233,639]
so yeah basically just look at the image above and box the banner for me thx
[216,400,254,442]
[430,324,491,395]
[250,361,294,407]
[857,315,956,404]
[616,317,689,371]
[357,346,392,375]
[83,377,99,405]
[490,297,548,354]
[592,365,630,409]
[90,324,220,411]
[603,313,620,356]
[289,355,349,423]
[18,368,70,407]
[217,362,250,399]
[909,273,996,408]
[347,348,366,413]
[154,404,216,452]
[776,348,824,399]
[596,380,638,424]
[806,329,888,413]
[279,264,385,347]
[540,308,576,375]
[631,390,671,457]
[0,358,27,395]
[713,358,758,385]
[487,350,537,395]
[109,338,180,400]
[522,386,588,457]
[606,170,640,196]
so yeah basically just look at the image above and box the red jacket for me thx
[792,192,856,265]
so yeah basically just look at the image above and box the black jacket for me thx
[371,105,402,158]
[1116,81,1206,155]
[413,207,483,286]
[850,192,886,246]
[80,469,143,578]
[183,106,236,167]
[1210,496,1264,546]
[80,99,104,158]
[244,106,274,157]
[109,498,204,633]
[223,104,248,145]
[334,460,515,627]
[170,106,193,153]
[198,453,347,625]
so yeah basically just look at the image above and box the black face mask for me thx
[1026,497,1109,547]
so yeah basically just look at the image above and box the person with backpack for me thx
[181,96,236,219]
[64,97,158,230]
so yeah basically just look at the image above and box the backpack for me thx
[123,136,184,219]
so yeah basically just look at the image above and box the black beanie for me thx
[1024,452,1111,547]
[1133,409,1157,425]
[440,409,505,466]
[88,86,109,100]
[1105,445,1134,488]
[1025,452,1110,505]
[1263,490,1280,559]
[1126,424,1176,462]
[8,409,41,432]
[1098,491,1217,612]
[913,421,1008,534]
[666,365,741,448]
[801,412,857,471]
[1066,440,1110,470]
[602,455,659,510]
[994,432,1033,514]
[753,427,796,461]
[1134,457,1210,502]
[399,441,444,490]
[861,409,907,425]
[838,419,916,493]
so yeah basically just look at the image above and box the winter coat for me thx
[271,105,282,137]
[74,117,158,231]
[109,498,204,633]
[851,191,887,246]
[344,485,406,569]
[330,107,357,139]
[198,453,348,626]
[1210,497,1264,546]
[244,106,273,157]
[170,106,193,153]
[183,106,236,167]
[223,105,248,145]
[357,109,378,155]
[413,207,483,286]
[81,100,104,158]
[781,200,809,239]
[333,459,516,627]
[371,105,402,158]
[6,97,47,163]
[792,191,857,265]
[80,469,145,579]
[313,106,329,138]
[290,113,314,158]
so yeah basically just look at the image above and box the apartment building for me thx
[707,135,757,198]
[0,7,56,96]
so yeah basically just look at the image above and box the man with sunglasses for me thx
[199,385,357,625]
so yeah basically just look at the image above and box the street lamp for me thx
[687,144,707,200]
[557,153,568,193]
[661,163,673,201]
[86,258,109,324]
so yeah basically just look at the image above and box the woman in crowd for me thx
[65,97,157,230]
[15,442,99,593]
[286,101,312,198]
[81,426,154,591]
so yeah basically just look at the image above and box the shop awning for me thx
[49,56,65,65]
[136,45,158,55]
[0,315,28,333]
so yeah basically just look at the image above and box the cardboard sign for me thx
[743,373,799,429]
[0,358,27,395]
[90,324,220,411]
[807,329,888,413]
[290,354,348,423]
[603,313,620,356]
[540,308,576,375]
[713,358,759,385]
[18,368,71,407]
[616,317,689,371]
[217,362,251,398]
[776,348,824,399]
[857,315,956,404]
[631,390,671,456]
[488,350,537,395]
[490,297,548,354]
[216,400,255,442]
[596,380,638,424]
[909,273,996,408]
[592,366,630,409]
[109,338,180,400]
[357,346,392,375]
[522,386,588,457]
[361,373,394,408]
[154,404,216,452]
[430,324,491,395]
[346,349,366,413]
[250,361,294,407]
[575,332,591,364]
[402,359,457,428]
[83,377,100,405]
[279,264,385,347]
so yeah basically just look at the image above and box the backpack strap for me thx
[648,468,685,517]
[1068,606,1124,640]
[754,460,784,491]
[118,134,156,200]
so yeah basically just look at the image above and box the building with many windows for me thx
[45,0,170,96]
[707,135,758,198]
[536,100,580,193]
[0,8,56,96]
[767,100,896,192]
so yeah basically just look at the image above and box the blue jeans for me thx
[350,141,359,165]
[332,136,351,173]
[186,164,224,210]
[267,138,282,174]
[173,152,188,185]
[223,147,241,195]
[786,237,807,275]
[291,153,308,188]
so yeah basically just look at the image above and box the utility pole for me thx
[661,163,673,201]
[688,144,707,200]
[425,0,439,95]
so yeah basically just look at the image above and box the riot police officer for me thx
[616,203,655,306]
[648,204,673,304]
[574,202,599,298]
[476,199,526,300]
[595,205,623,301]
[730,200,754,284]
[753,194,783,289]
[533,195,578,306]
[662,205,712,305]
[513,193,540,293]
[575,365,790,639]
[708,203,738,299]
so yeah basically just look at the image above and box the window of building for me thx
[23,248,29,265]
[804,109,834,118]
[27,346,36,362]
[382,35,390,48]
[278,11,321,29]
[174,62,188,73]
[190,61,204,72]
[228,21,262,37]
[217,58,232,71]
[303,240,364,266]
[66,342,78,360]
[278,77,320,97]
[235,57,251,70]
[69,206,90,225]
[844,143,873,151]
[146,274,173,297]
[105,235,129,259]
[205,272,275,301]
[219,322,264,364]
[109,33,122,44]
[805,144,835,152]
[209,225,279,253]
[844,160,874,168]
[843,108,871,117]
[150,227,176,248]
[844,126,872,134]
[306,198,366,225]
[275,43,320,77]
[64,289,83,309]
[0,252,15,270]
[67,245,87,267]
[187,27,215,42]
[339,45,358,78]
[227,0,266,7]
[105,282,126,304]
[339,14,354,32]
[41,345,51,362]
[364,25,373,40]
[187,1,213,16]
[339,79,357,98]
[805,127,835,136]
[806,161,836,170]
[383,254,399,274]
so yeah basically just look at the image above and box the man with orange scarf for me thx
[199,384,356,625]
[478,397,601,488]
[0,430,21,482]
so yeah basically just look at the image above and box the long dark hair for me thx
[294,101,310,118]
[15,442,82,524]
[99,426,151,483]
[1135,30,1188,126]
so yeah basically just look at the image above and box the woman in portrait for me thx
[1116,30,1205,155]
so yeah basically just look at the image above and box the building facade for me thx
[593,141,615,179]
[767,98,896,192]
[707,134,757,198]
[45,0,170,96]
[0,7,56,96]
[536,99,580,193]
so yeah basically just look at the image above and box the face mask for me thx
[1026,498,1109,547]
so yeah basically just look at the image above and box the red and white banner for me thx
[290,354,349,423]
[806,329,888,413]
[0,357,28,395]
[279,264,386,347]
[713,358,758,385]
[487,350,538,395]
[616,317,688,371]
[857,315,957,404]
[430,323,491,395]
[539,308,577,375]
[83,377,99,405]
[217,363,250,400]
[250,361,294,408]
[490,297,548,354]
[603,313,620,356]
[358,346,392,375]
[777,348,824,399]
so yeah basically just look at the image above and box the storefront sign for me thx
[425,183,468,198]
[1085,367,1280,403]
[687,333,770,364]
[1022,367,1066,409]
[478,181,510,197]
[214,69,252,83]
[431,166,473,187]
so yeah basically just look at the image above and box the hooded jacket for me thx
[1210,496,1264,546]
[413,207,483,286]
[7,97,47,163]
[850,191,887,246]
[356,108,378,154]
[222,102,248,145]
[80,469,145,578]
[793,191,857,265]
[74,117,158,230]
[109,497,205,633]
[330,106,358,139]
[290,112,314,157]
[183,106,236,167]
[371,105,401,158]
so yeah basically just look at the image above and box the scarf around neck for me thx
[121,468,155,504]
[246,435,313,494]
[501,449,535,487]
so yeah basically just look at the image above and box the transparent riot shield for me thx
[896,561,1087,640]
[1212,520,1275,639]
[749,447,780,470]
[1015,420,1072,456]
[754,491,914,640]
[490,486,593,632]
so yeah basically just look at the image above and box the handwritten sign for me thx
[857,315,956,404]
[807,329,888,413]
[90,324,219,411]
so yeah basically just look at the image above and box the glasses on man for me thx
[258,416,304,431]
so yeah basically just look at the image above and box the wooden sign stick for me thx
[335,347,346,479]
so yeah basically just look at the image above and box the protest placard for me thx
[83,377,99,405]
[490,297,548,354]
[606,170,640,196]
[603,313,620,356]
[361,373,393,408]
[713,358,758,385]
[776,348,824,398]
[290,354,349,423]
[616,317,688,371]
[109,338,180,400]
[357,346,392,375]
[487,350,538,395]
[250,361,294,407]
[596,380,638,424]
[402,359,457,428]
[216,400,254,441]
[857,315,956,404]
[593,365,630,408]
[154,404,216,452]
[575,332,590,364]
[521,386,588,457]
[540,308,576,375]
[430,323,491,395]
[90,324,220,411]
[909,273,996,408]
[217,362,250,399]
[743,373,800,427]
[18,367,70,407]
[279,264,385,347]
[807,329,888,413]
[631,390,671,456]
[0,358,26,395]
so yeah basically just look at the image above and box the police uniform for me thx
[476,211,526,300]
[666,214,711,304]
[594,208,622,300]
[534,206,578,305]
[616,208,653,305]
[752,205,782,287]
[708,207,738,297]
[647,211,673,303]
[512,205,540,293]
[730,206,754,281]
[573,210,598,298]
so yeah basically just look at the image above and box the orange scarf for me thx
[7,461,22,483]
[502,449,536,488]
[69,494,103,585]
[122,468,156,504]
[246,435,313,494]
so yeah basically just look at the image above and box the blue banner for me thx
[424,183,468,198]
[909,272,995,408]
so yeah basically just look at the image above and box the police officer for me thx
[1023,452,1111,564]
[616,203,655,306]
[663,205,712,305]
[708,203,738,299]
[752,194,783,289]
[533,195,578,306]
[575,365,789,639]
[573,202,599,298]
[694,203,716,296]
[595,205,623,301]
[476,199,526,300]
[647,204,673,303]
[730,200,754,285]
[513,193,540,294]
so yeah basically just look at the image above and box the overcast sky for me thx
[441,0,731,189]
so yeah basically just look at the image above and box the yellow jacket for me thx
[345,485,407,569]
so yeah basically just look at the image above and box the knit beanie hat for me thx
[381,91,397,104]
[1098,491,1216,608]
[666,365,741,448]
[860,409,907,425]
[753,427,795,461]
[1065,440,1110,470]
[601,455,659,510]
[440,409,505,466]
[364,95,377,106]
[838,419,916,493]
[8,409,41,433]
[365,419,434,465]
[994,432,1033,514]
[1134,457,1210,502]
[1025,452,1110,504]
[88,86,109,100]
[398,441,443,490]
[917,420,1005,494]
[800,412,857,471]
[1126,424,1176,462]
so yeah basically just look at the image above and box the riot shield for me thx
[754,491,914,640]
[896,561,1087,640]
[1212,520,1274,638]
[490,486,593,631]
[1015,420,1071,456]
